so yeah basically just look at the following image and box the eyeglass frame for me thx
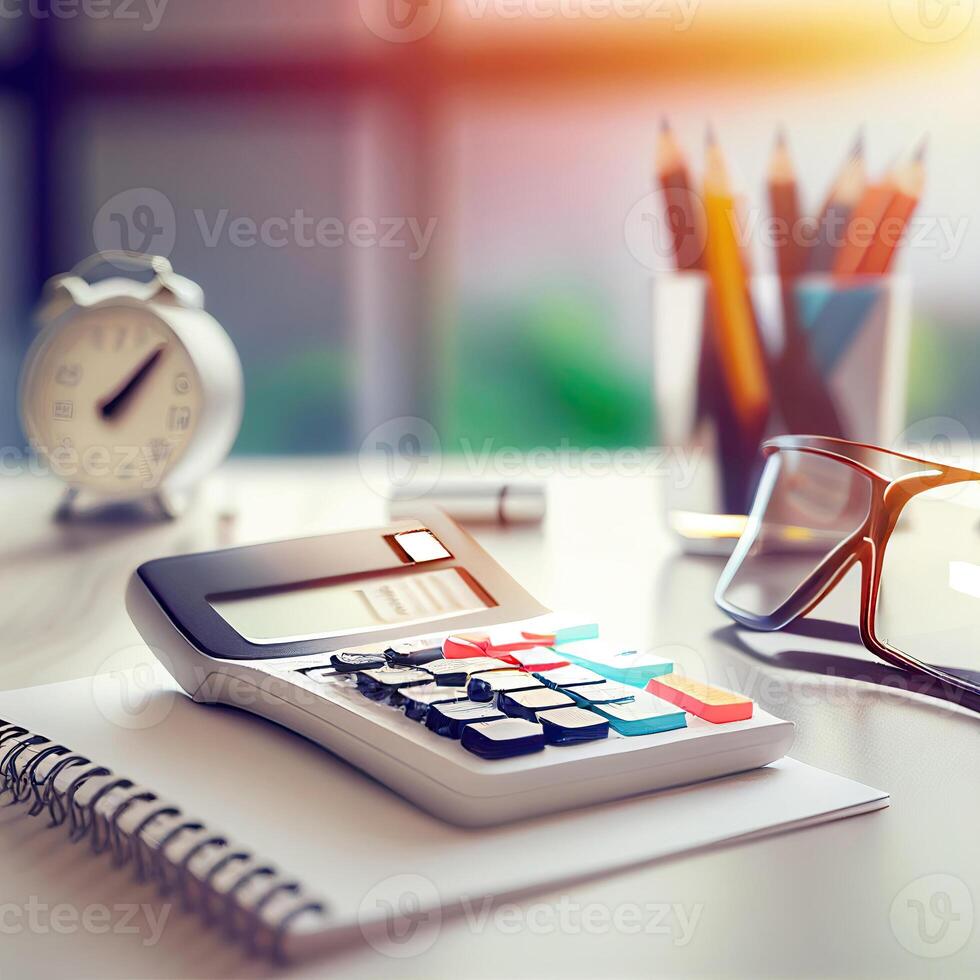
[715,434,980,703]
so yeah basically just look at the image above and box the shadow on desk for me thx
[714,619,980,715]
[652,553,979,716]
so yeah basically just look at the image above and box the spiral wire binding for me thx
[0,720,328,960]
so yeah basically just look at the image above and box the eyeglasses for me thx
[715,434,980,708]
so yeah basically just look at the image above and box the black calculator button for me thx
[330,652,387,673]
[425,657,510,687]
[385,640,444,667]
[497,688,576,722]
[461,719,546,759]
[425,701,505,739]
[356,667,432,703]
[537,706,610,745]
[467,671,544,703]
[400,684,469,722]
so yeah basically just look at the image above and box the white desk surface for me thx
[1,459,977,979]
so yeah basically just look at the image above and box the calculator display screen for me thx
[209,567,492,644]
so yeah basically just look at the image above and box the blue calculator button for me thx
[533,665,605,689]
[594,693,687,736]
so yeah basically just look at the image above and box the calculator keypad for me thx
[296,624,753,761]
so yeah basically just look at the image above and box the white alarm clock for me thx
[19,252,244,519]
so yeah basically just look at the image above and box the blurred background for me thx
[0,0,978,456]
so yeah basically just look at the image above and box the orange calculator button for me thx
[645,673,753,724]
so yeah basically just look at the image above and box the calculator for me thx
[127,508,795,826]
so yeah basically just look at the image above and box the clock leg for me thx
[52,486,192,523]
[54,487,81,522]
[155,488,192,520]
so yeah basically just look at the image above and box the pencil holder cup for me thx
[652,272,911,554]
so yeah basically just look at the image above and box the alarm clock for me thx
[19,252,244,519]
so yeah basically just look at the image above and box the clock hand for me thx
[98,344,168,421]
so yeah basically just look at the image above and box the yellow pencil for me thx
[703,127,770,439]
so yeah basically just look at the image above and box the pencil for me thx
[832,158,898,276]
[768,126,805,279]
[703,126,770,441]
[655,118,704,271]
[657,120,747,510]
[809,130,865,273]
[766,129,844,436]
[858,138,926,274]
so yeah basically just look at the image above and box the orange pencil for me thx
[655,118,705,271]
[703,127,770,440]
[833,159,898,276]
[858,139,926,274]
[809,130,865,273]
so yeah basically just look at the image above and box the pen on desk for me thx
[387,482,546,525]
[808,129,865,274]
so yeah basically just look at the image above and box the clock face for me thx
[22,304,203,495]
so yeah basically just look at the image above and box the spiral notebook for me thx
[0,667,888,970]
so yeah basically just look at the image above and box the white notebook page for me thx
[0,667,888,967]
